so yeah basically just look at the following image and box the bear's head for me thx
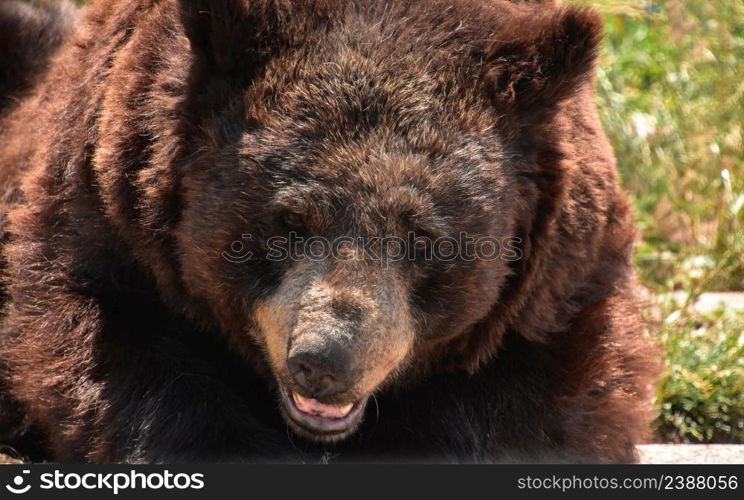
[96,0,602,442]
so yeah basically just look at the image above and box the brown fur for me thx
[0,0,659,463]
[0,0,77,114]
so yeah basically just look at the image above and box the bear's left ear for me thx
[485,5,602,122]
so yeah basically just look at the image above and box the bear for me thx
[0,0,659,463]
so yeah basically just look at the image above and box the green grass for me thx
[576,0,744,443]
[655,304,743,443]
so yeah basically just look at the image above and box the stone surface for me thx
[638,445,744,464]
[694,292,744,314]
[2,446,743,464]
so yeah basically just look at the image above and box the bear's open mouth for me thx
[279,385,368,441]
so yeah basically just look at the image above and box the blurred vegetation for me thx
[576,0,743,443]
[655,304,743,443]
[70,0,743,444]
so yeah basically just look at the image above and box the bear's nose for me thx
[287,340,353,398]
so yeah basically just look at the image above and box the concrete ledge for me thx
[1,445,742,464]
[638,445,744,464]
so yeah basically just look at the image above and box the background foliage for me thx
[577,0,743,443]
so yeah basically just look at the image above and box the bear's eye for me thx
[282,212,306,232]
[410,231,435,260]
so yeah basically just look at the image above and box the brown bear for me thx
[0,0,659,463]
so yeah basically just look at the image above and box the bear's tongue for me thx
[292,392,354,419]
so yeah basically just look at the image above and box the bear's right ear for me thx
[485,5,602,124]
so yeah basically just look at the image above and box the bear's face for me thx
[177,50,518,440]
[168,0,601,442]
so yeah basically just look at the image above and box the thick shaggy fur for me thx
[0,0,77,113]
[0,0,658,463]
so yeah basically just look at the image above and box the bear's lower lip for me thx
[279,386,367,439]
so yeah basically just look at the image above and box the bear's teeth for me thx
[337,403,354,415]
[292,392,308,407]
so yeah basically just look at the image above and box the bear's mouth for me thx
[279,385,368,441]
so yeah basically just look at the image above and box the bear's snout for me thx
[254,259,415,441]
[280,328,374,441]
